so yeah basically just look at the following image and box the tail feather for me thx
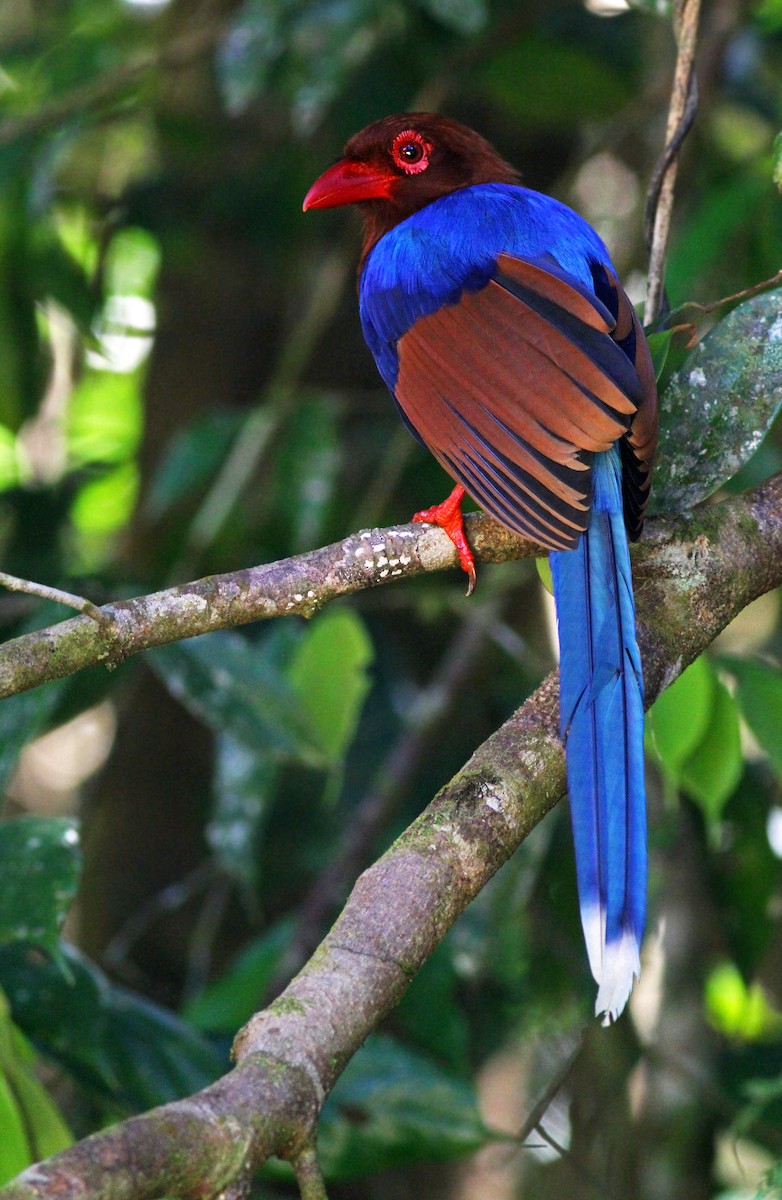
[551,446,646,1024]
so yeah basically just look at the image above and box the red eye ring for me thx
[391,129,432,175]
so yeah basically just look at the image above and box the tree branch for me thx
[0,516,530,702]
[2,472,782,1200]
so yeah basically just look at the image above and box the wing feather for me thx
[395,253,648,548]
[588,262,659,539]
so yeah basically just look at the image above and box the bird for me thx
[303,113,658,1022]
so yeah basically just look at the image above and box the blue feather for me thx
[359,183,610,389]
[550,447,646,1023]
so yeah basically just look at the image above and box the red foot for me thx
[412,484,477,595]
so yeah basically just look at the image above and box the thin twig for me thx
[516,1035,585,1145]
[102,862,216,980]
[0,572,107,627]
[533,1123,606,1199]
[184,872,235,1002]
[293,1146,329,1200]
[670,268,782,320]
[534,1122,568,1159]
[645,0,702,323]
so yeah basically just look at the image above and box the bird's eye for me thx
[391,129,432,175]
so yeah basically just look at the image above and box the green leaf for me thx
[0,190,43,429]
[651,289,782,515]
[0,1064,29,1186]
[288,608,373,763]
[272,396,339,554]
[647,656,742,821]
[644,323,697,391]
[144,411,241,520]
[666,171,766,304]
[0,601,71,791]
[0,943,224,1112]
[756,0,782,33]
[217,0,404,123]
[0,817,80,953]
[646,655,715,775]
[0,992,71,1166]
[183,919,292,1033]
[67,369,144,468]
[101,227,160,300]
[150,632,325,768]
[70,462,139,537]
[316,1035,491,1180]
[725,657,782,782]
[679,677,742,822]
[705,961,782,1042]
[106,983,226,1110]
[0,423,22,492]
[216,0,285,115]
[714,766,780,975]
[395,941,470,1072]
[646,329,673,381]
[206,735,280,889]
[33,237,98,335]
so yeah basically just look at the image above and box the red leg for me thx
[412,484,477,595]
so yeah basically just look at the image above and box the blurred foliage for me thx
[0,816,80,956]
[0,941,225,1112]
[0,990,72,1181]
[1,0,782,1197]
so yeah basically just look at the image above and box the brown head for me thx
[303,113,519,262]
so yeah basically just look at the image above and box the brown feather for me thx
[496,254,614,333]
[395,260,642,549]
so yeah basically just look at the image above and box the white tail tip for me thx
[595,927,641,1025]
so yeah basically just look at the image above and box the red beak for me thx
[302,158,396,211]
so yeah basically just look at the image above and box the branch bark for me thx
[2,472,782,1200]
[0,516,530,702]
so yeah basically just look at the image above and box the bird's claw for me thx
[412,484,476,595]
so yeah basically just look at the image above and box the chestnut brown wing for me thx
[395,252,651,550]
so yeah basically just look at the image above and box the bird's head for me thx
[303,113,519,258]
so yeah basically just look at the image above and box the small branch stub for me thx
[0,572,107,626]
[292,1146,329,1200]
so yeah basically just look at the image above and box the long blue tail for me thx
[550,447,646,1024]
